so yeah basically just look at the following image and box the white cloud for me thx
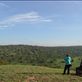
[41,19,52,22]
[0,3,9,8]
[0,11,52,28]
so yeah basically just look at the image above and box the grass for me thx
[0,65,82,82]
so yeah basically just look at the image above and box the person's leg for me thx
[63,65,67,74]
[67,65,71,74]
[76,67,79,75]
[67,66,69,74]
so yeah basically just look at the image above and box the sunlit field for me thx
[0,65,82,82]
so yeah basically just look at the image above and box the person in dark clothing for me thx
[63,54,72,74]
[76,59,82,75]
[80,59,82,67]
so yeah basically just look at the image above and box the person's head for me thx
[66,54,69,57]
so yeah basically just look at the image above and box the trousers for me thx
[63,64,71,74]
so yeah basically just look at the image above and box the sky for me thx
[0,1,82,46]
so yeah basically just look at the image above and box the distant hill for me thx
[0,45,82,67]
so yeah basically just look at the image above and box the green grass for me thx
[0,65,82,82]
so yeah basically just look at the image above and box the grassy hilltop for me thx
[0,65,82,82]
[0,45,82,82]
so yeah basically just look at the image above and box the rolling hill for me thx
[0,45,82,68]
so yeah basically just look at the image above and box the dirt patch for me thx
[25,76,37,82]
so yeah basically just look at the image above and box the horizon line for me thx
[0,44,82,47]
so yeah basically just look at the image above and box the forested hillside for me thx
[0,45,82,67]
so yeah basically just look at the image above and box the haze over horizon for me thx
[0,1,82,46]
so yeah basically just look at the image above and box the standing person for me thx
[76,59,82,75]
[63,54,72,74]
[80,59,82,68]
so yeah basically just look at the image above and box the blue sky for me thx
[0,1,82,46]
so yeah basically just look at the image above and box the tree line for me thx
[0,45,82,68]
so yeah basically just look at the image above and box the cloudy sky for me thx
[0,1,82,46]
